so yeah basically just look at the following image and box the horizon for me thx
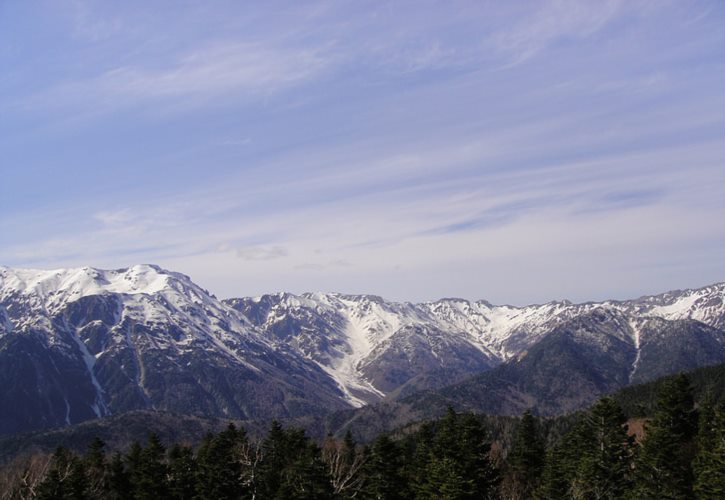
[0,261,722,307]
[2,1,724,305]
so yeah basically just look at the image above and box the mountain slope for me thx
[323,312,725,440]
[0,265,349,435]
[227,283,724,407]
[1,264,722,436]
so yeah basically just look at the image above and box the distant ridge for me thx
[0,264,723,435]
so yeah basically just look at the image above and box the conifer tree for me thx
[257,421,332,499]
[167,444,197,500]
[37,447,87,500]
[84,437,107,498]
[535,446,571,499]
[131,433,169,499]
[571,397,634,499]
[506,409,545,499]
[634,373,698,498]
[106,452,131,500]
[413,408,498,500]
[195,424,248,499]
[693,399,725,498]
[362,434,408,500]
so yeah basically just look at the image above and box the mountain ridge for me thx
[1,264,723,435]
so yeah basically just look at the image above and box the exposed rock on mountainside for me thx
[0,265,348,435]
[1,264,723,436]
[228,283,725,406]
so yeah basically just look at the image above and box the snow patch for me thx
[70,333,109,417]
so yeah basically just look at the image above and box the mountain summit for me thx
[0,265,723,435]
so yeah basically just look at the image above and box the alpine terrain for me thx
[0,264,723,435]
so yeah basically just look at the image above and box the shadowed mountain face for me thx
[326,311,725,441]
[0,266,350,435]
[1,264,723,436]
[227,283,724,406]
[426,310,725,416]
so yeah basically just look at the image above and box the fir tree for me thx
[37,446,87,500]
[106,452,131,499]
[570,397,634,499]
[167,444,197,500]
[633,373,698,498]
[413,408,498,500]
[131,433,169,499]
[506,409,545,499]
[257,421,332,499]
[195,424,248,499]
[693,399,725,498]
[362,434,408,500]
[536,446,572,499]
[84,437,107,498]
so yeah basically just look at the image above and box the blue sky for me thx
[1,0,724,304]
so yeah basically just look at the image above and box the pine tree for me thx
[195,424,248,499]
[257,421,332,499]
[362,434,408,500]
[84,437,107,498]
[506,409,545,499]
[167,444,197,500]
[37,447,87,500]
[413,408,498,500]
[634,373,698,498]
[106,452,131,499]
[693,399,725,498]
[570,397,634,499]
[130,433,169,499]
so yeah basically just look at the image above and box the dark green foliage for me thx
[693,399,725,498]
[134,433,169,499]
[3,365,723,500]
[106,452,131,499]
[37,446,87,500]
[633,373,698,498]
[257,420,333,499]
[505,409,545,498]
[83,437,107,498]
[410,407,499,499]
[167,444,197,499]
[570,397,634,498]
[361,434,409,500]
[535,397,635,499]
[195,424,249,499]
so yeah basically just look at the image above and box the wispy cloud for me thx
[235,246,288,261]
[19,41,332,117]
[2,0,724,303]
[490,0,625,65]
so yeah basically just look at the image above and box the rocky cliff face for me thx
[0,265,349,435]
[1,264,723,435]
[227,283,725,406]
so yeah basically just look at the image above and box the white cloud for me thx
[491,0,625,65]
[236,246,288,261]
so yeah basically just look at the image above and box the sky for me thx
[1,0,724,305]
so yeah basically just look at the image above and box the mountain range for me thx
[0,264,723,435]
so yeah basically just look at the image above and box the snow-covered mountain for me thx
[227,283,725,405]
[0,265,349,435]
[0,264,723,435]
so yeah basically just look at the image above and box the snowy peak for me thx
[1,264,722,435]
[229,282,725,407]
[0,264,187,311]
[630,282,725,329]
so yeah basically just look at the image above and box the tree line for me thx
[1,373,723,499]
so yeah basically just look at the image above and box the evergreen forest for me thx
[1,373,723,499]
